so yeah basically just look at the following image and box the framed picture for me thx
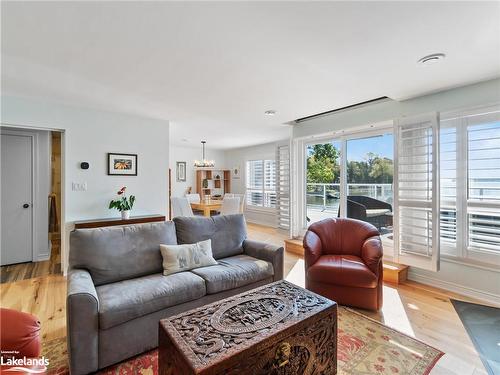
[232,165,241,179]
[176,161,187,182]
[107,153,138,176]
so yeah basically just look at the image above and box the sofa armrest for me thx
[67,269,99,375]
[361,236,383,275]
[243,239,284,281]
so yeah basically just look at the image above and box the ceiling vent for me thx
[295,96,390,123]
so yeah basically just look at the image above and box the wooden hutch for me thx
[195,168,231,200]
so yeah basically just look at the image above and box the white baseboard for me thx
[408,271,500,306]
[35,254,50,262]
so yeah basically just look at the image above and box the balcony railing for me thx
[306,183,393,211]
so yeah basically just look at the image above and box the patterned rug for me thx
[43,307,443,375]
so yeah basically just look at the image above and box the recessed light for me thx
[418,53,446,66]
[264,110,276,116]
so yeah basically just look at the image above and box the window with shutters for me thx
[394,113,440,271]
[276,144,291,230]
[440,106,500,265]
[246,159,276,208]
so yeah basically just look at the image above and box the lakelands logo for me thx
[1,351,49,373]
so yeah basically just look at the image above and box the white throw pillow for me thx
[160,239,217,276]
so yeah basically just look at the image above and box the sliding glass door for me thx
[306,141,341,225]
[304,131,394,248]
[346,134,394,240]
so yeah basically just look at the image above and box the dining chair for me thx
[224,193,245,213]
[185,193,201,203]
[171,197,194,218]
[220,197,241,215]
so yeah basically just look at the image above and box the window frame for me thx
[440,106,500,266]
[294,123,395,256]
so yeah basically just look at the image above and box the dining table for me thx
[190,200,222,217]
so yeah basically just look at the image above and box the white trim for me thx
[2,123,66,273]
[408,270,500,307]
[393,112,440,271]
[1,128,37,263]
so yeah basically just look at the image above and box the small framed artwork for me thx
[107,153,138,176]
[176,161,187,182]
[232,165,240,179]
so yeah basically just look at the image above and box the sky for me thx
[311,133,394,161]
[347,133,394,161]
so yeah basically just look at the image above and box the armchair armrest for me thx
[361,236,383,275]
[243,239,284,281]
[67,269,99,375]
[303,231,322,269]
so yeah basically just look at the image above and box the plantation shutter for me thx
[264,160,276,208]
[394,113,440,271]
[466,111,500,255]
[276,143,291,230]
[246,160,264,206]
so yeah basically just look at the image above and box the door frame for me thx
[291,120,393,238]
[1,123,65,267]
[1,128,38,262]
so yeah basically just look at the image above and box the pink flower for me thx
[374,364,385,372]
[117,187,126,195]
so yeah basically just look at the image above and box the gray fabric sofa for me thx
[67,214,284,374]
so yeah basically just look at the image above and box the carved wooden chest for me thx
[159,280,337,375]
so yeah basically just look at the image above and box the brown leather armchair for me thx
[303,218,383,310]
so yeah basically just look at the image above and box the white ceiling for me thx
[2,2,499,149]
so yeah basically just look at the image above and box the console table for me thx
[74,214,165,229]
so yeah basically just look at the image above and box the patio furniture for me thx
[303,217,383,311]
[340,196,392,229]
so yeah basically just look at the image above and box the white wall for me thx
[1,95,170,273]
[292,78,500,305]
[224,141,286,227]
[169,145,226,198]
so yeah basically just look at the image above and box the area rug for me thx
[451,299,500,375]
[43,307,443,375]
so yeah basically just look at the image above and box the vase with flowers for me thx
[109,186,136,219]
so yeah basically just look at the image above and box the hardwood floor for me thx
[0,223,490,374]
[0,239,62,283]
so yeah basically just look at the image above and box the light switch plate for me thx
[72,182,88,191]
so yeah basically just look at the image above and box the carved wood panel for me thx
[159,280,337,374]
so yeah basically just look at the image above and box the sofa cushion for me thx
[160,239,217,276]
[96,272,206,330]
[70,222,178,286]
[173,214,247,259]
[191,254,274,294]
[307,255,378,288]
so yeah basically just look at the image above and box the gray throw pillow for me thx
[160,239,217,276]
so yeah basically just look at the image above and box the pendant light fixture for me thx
[194,140,215,168]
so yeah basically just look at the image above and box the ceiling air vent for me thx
[295,96,390,123]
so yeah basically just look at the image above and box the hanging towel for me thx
[48,194,59,233]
